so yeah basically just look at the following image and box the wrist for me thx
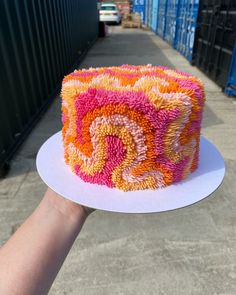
[42,188,88,224]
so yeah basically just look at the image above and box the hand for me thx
[81,204,95,216]
[0,187,95,295]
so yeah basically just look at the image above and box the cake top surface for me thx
[62,65,204,109]
[63,64,202,83]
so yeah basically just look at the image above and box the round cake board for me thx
[36,132,225,214]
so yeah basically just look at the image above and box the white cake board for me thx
[36,132,225,213]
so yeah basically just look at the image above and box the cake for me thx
[61,65,205,191]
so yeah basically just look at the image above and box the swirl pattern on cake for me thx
[61,65,205,191]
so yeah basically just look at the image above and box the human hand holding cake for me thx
[61,65,205,191]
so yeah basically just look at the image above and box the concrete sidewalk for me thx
[1,26,236,294]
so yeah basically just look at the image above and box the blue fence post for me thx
[225,42,236,97]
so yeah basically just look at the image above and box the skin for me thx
[0,188,94,295]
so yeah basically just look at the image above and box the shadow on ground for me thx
[202,104,224,129]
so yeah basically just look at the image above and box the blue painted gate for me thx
[175,0,199,62]
[145,0,153,27]
[164,0,179,47]
[151,0,159,32]
[225,42,236,96]
[156,0,167,38]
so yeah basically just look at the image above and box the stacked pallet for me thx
[122,13,142,28]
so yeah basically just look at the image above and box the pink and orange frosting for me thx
[61,65,205,191]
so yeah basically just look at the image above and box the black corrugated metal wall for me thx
[193,0,236,88]
[0,0,98,175]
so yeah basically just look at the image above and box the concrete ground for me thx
[1,26,236,294]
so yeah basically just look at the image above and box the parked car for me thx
[99,3,121,24]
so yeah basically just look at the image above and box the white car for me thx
[99,3,121,24]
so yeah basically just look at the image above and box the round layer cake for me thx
[61,65,205,191]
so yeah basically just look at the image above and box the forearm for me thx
[0,189,87,295]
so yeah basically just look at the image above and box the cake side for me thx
[61,65,205,191]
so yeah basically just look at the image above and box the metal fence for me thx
[194,0,236,88]
[0,0,98,175]
[142,0,236,94]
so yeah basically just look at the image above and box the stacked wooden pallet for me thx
[122,13,142,28]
